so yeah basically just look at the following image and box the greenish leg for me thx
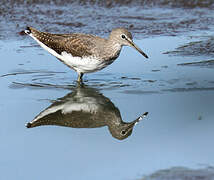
[77,72,84,82]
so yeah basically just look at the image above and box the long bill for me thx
[127,39,149,59]
[133,112,148,125]
[127,111,149,130]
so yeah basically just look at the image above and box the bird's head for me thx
[109,28,149,59]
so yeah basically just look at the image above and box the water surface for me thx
[1,1,214,180]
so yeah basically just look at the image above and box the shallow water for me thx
[1,1,214,180]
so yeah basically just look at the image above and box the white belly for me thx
[60,51,114,73]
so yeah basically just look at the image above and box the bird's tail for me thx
[19,26,32,36]
[19,26,54,46]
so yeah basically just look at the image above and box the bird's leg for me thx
[77,72,84,82]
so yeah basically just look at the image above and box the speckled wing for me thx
[28,27,96,58]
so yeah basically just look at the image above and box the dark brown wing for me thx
[28,27,96,57]
[59,34,96,57]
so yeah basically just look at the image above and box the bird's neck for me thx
[104,39,122,60]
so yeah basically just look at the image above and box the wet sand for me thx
[2,0,214,40]
[142,167,214,180]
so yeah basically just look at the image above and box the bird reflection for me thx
[26,85,148,140]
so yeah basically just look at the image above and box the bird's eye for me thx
[121,34,126,39]
[121,130,126,135]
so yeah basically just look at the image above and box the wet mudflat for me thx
[1,1,214,180]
